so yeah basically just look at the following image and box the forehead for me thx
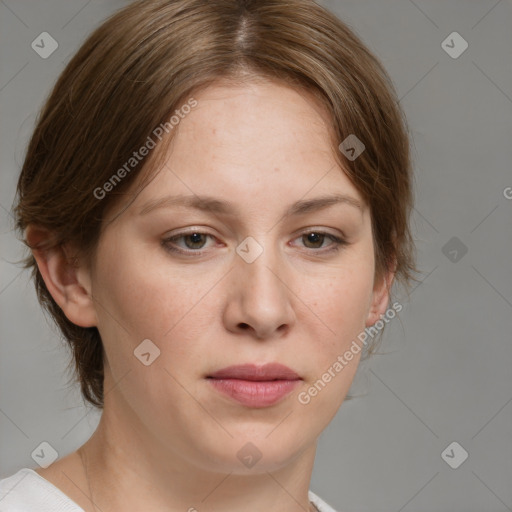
[157,81,341,181]
[192,78,332,119]
[185,79,335,149]
[111,79,366,221]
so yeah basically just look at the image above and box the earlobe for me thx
[365,267,395,327]
[25,225,97,328]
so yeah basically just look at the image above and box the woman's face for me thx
[87,79,391,473]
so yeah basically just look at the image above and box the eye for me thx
[162,231,216,255]
[292,230,347,253]
[162,229,348,257]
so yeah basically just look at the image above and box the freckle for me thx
[274,167,279,172]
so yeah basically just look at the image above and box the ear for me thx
[25,225,97,328]
[365,263,395,327]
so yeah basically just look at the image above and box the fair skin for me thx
[27,79,393,512]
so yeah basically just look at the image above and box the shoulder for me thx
[0,468,84,512]
[308,489,340,512]
[1,469,338,512]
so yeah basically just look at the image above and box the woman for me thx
[0,0,416,510]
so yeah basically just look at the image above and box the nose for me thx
[223,241,296,340]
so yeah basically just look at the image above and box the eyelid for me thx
[290,229,348,251]
[162,229,219,255]
[162,227,348,256]
[292,226,347,241]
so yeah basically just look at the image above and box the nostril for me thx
[239,323,250,330]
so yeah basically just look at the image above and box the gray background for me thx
[1,1,511,511]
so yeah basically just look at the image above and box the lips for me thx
[206,363,302,408]
[207,363,301,381]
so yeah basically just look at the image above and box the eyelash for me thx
[161,230,348,256]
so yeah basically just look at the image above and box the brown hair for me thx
[13,0,417,409]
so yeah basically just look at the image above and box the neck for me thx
[80,387,319,512]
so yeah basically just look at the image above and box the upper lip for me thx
[207,363,301,381]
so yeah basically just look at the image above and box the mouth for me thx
[206,363,302,408]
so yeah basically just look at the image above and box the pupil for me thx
[186,233,204,248]
[305,232,323,247]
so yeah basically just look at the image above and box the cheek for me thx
[300,257,375,340]
[90,245,209,416]
[92,238,221,373]
[295,271,371,418]
[292,247,375,408]
[93,236,189,335]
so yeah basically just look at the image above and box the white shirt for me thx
[0,468,338,512]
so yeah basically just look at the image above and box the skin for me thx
[27,79,394,512]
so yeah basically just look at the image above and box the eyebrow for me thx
[138,192,364,217]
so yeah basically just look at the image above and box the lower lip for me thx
[207,378,301,407]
